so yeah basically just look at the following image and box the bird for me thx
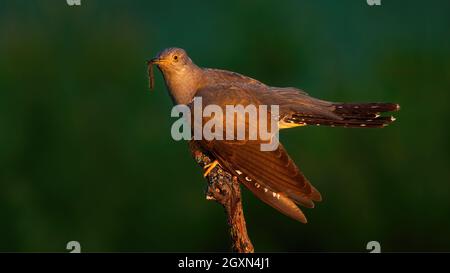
[148,47,400,223]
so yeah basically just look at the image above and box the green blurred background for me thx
[0,0,449,252]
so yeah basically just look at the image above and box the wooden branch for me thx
[191,146,254,253]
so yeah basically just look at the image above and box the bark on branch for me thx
[192,146,254,253]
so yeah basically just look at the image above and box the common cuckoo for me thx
[148,47,399,223]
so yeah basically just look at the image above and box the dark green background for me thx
[1,0,449,252]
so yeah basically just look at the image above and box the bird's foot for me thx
[203,160,220,177]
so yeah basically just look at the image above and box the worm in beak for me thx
[147,59,156,91]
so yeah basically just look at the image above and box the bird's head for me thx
[150,47,192,65]
[147,47,197,91]
[147,47,202,104]
[149,47,193,73]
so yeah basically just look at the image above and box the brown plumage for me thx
[149,47,400,223]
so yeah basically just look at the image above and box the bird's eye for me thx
[173,55,178,62]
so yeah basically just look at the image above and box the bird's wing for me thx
[200,70,399,128]
[208,140,322,223]
[261,86,340,127]
[193,82,345,130]
[191,85,321,222]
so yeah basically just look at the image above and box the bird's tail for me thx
[288,102,400,128]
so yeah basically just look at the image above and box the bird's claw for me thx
[203,160,220,177]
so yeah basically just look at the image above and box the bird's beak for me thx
[149,58,166,65]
